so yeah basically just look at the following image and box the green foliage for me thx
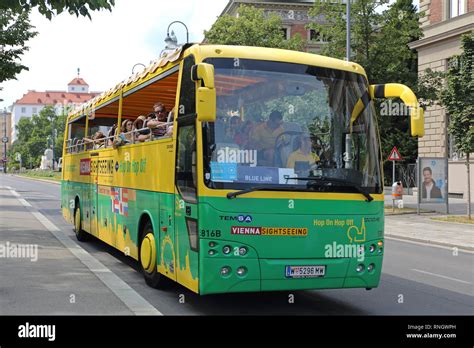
[8,106,66,168]
[0,0,115,20]
[204,5,304,51]
[440,32,474,157]
[0,9,38,83]
[0,1,114,84]
[309,0,423,182]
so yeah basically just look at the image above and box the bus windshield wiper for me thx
[284,176,374,202]
[227,185,301,199]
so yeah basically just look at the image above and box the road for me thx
[1,174,473,315]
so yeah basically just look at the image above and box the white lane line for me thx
[385,236,474,254]
[8,188,162,315]
[411,268,472,285]
[18,198,32,207]
[9,189,20,197]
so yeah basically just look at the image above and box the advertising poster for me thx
[419,158,448,203]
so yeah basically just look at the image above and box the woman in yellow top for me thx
[287,135,320,171]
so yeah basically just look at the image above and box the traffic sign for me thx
[2,136,8,143]
[388,146,403,161]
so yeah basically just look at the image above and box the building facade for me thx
[409,0,473,196]
[219,0,327,53]
[10,77,99,142]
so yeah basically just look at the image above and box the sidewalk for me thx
[385,213,474,251]
[384,193,473,215]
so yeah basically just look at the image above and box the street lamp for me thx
[132,63,146,75]
[165,21,189,45]
[2,108,8,173]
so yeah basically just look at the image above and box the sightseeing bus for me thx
[61,44,424,294]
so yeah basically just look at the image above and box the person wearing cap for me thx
[250,110,285,166]
[286,134,320,172]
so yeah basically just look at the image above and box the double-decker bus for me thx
[61,44,424,294]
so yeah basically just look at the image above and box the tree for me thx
[308,0,423,184]
[8,106,67,168]
[440,32,474,219]
[0,9,38,83]
[204,5,304,51]
[0,0,115,20]
[0,0,115,84]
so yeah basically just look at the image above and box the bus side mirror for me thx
[191,63,216,123]
[370,83,424,137]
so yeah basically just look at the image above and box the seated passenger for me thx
[249,111,284,166]
[133,115,150,142]
[286,135,320,175]
[107,124,117,147]
[83,131,106,150]
[113,119,133,147]
[147,103,168,137]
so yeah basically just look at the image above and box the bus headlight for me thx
[222,246,231,254]
[369,244,376,253]
[208,250,216,256]
[221,266,231,276]
[356,264,365,273]
[368,263,375,272]
[239,247,247,256]
[236,267,247,276]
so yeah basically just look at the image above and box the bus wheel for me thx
[139,221,169,289]
[74,204,89,242]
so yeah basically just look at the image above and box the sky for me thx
[0,0,225,110]
[0,0,420,110]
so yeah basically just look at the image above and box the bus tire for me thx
[74,203,89,242]
[139,221,169,289]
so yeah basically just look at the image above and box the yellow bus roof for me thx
[68,44,367,122]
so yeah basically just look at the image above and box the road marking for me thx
[9,188,162,316]
[385,236,474,254]
[411,268,471,284]
[18,198,32,207]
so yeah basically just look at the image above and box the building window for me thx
[449,0,465,18]
[309,29,321,41]
[71,87,75,91]
[281,27,290,40]
[32,107,37,114]
[21,107,26,113]
[81,87,85,91]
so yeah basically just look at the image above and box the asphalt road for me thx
[1,174,473,315]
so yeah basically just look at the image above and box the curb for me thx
[385,233,474,252]
[12,174,61,185]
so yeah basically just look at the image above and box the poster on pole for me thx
[418,157,448,203]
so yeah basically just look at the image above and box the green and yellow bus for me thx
[61,44,424,295]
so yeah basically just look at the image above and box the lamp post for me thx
[346,0,351,61]
[2,108,7,173]
[166,21,189,45]
[132,63,146,74]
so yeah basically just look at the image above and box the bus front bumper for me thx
[200,255,383,295]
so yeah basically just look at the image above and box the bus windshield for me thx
[203,58,382,194]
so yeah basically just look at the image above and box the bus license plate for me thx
[285,265,326,278]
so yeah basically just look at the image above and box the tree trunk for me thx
[467,153,471,219]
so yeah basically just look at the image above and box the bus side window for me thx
[67,117,86,153]
[176,124,197,203]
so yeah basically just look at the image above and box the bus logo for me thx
[80,159,91,175]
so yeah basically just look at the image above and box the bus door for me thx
[174,115,199,292]
[92,151,114,240]
[88,151,100,238]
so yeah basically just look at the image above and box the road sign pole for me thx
[392,160,395,183]
[417,158,420,215]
